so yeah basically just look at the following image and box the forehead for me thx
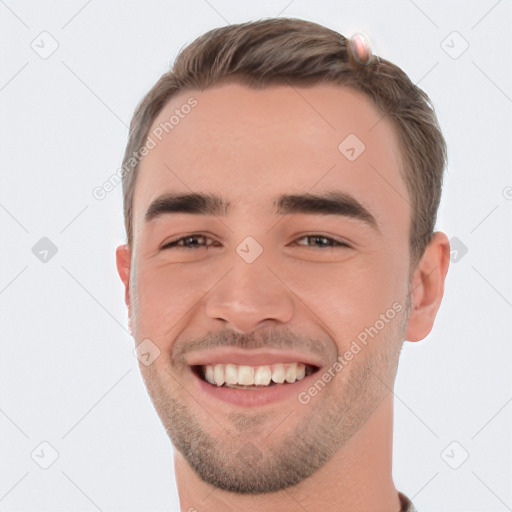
[133,82,409,237]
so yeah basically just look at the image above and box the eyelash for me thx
[161,234,351,251]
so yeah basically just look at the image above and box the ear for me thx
[404,231,450,342]
[116,244,132,311]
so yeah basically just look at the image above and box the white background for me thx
[1,1,511,511]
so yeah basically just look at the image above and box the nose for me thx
[204,255,294,335]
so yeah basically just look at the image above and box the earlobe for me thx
[404,232,450,342]
[115,244,132,308]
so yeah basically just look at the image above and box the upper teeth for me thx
[203,363,307,387]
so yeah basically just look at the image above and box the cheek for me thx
[280,255,404,343]
[132,261,215,338]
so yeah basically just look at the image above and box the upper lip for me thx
[185,347,324,368]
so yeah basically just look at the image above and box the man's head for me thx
[116,17,450,496]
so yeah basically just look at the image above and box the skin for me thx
[116,82,450,511]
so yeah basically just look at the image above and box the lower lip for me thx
[191,368,320,407]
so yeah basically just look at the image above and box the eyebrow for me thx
[145,191,380,232]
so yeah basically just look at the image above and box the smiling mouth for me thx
[192,362,319,389]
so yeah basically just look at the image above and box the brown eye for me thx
[293,235,351,249]
[161,235,214,250]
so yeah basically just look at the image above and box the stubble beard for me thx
[139,307,408,495]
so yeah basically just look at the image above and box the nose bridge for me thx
[204,239,294,333]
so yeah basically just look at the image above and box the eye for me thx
[292,234,351,250]
[161,234,216,250]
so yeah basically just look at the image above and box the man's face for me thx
[121,83,413,493]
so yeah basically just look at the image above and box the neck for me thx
[174,393,401,512]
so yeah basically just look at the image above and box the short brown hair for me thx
[121,17,447,267]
